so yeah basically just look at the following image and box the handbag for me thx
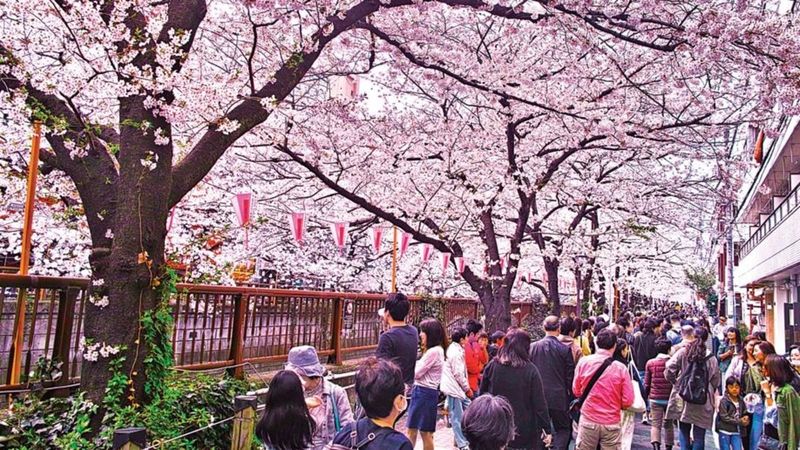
[626,363,646,413]
[756,434,786,450]
[569,357,614,422]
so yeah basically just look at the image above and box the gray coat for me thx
[664,346,720,430]
[308,379,354,450]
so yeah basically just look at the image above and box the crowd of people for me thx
[253,293,800,450]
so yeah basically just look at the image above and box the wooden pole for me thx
[113,428,147,450]
[230,395,258,450]
[390,225,398,292]
[20,121,42,276]
[7,121,42,385]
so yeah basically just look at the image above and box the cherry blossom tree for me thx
[1,0,799,412]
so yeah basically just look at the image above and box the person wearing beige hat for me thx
[286,345,353,450]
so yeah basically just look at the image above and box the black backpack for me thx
[678,354,711,405]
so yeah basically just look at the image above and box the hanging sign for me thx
[342,299,355,330]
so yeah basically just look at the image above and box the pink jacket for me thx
[572,349,634,425]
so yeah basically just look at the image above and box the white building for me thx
[732,117,800,354]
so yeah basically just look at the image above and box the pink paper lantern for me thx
[421,243,432,264]
[371,227,384,254]
[455,256,466,274]
[289,212,306,243]
[441,252,451,275]
[233,193,252,227]
[233,194,252,248]
[330,222,348,251]
[399,232,412,258]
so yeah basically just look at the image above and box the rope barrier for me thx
[143,415,236,450]
[0,382,80,395]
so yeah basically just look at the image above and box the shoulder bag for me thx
[568,357,614,422]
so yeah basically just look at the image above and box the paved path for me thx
[413,414,719,449]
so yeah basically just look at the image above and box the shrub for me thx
[0,373,256,450]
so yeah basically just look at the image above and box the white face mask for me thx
[396,395,408,413]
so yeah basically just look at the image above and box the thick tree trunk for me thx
[80,95,173,406]
[544,257,560,315]
[480,287,511,333]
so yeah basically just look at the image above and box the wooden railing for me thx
[0,274,540,391]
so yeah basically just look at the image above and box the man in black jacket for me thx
[530,315,576,450]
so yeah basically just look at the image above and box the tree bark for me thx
[544,257,560,315]
[480,287,511,332]
[80,95,173,405]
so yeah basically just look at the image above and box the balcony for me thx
[741,181,800,259]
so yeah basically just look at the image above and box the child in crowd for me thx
[488,331,505,361]
[715,376,749,450]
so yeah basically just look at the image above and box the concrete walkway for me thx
[413,413,719,449]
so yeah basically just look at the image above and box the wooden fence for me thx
[0,274,541,391]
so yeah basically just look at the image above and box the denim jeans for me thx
[750,407,764,450]
[447,395,471,449]
[678,421,707,450]
[719,433,743,450]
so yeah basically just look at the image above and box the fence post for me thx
[230,395,258,450]
[331,297,343,365]
[228,293,247,379]
[6,287,28,385]
[52,287,79,386]
[113,427,147,450]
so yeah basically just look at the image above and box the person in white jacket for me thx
[441,327,473,450]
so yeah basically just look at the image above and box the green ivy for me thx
[142,267,178,400]
[0,374,255,450]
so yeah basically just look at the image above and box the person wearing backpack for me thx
[665,327,721,450]
[328,358,413,450]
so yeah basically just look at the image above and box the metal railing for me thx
[741,181,800,259]
[0,274,537,390]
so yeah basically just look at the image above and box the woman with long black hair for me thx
[256,370,316,450]
[717,327,742,386]
[665,327,720,450]
[407,318,447,450]
[480,328,552,449]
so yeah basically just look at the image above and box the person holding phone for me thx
[718,327,742,389]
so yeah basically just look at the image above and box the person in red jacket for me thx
[464,319,488,393]
[644,338,674,450]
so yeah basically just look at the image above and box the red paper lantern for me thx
[421,243,432,264]
[330,222,348,251]
[399,232,412,258]
[371,226,384,254]
[233,194,252,226]
[233,193,252,248]
[455,256,466,274]
[290,212,306,243]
